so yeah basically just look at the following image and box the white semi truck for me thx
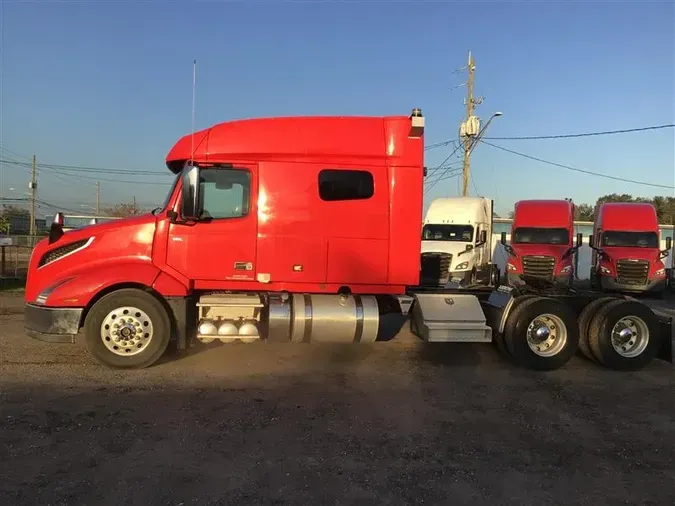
[420,197,498,286]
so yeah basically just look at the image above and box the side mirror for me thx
[181,164,201,220]
[48,212,65,244]
[666,237,672,251]
[500,232,507,245]
[480,230,487,243]
[588,235,594,248]
[576,232,583,248]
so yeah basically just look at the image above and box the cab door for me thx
[166,164,258,282]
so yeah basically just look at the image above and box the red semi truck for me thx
[500,199,582,288]
[23,109,672,372]
[589,202,672,295]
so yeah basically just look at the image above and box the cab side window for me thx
[318,169,374,201]
[199,167,251,219]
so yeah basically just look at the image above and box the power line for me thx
[424,168,463,194]
[483,124,675,140]
[423,124,675,150]
[0,159,171,185]
[480,140,674,189]
[0,158,169,176]
[425,142,464,181]
[425,140,454,151]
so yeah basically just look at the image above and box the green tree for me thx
[0,215,9,234]
[0,205,30,219]
[574,203,595,222]
[102,202,141,218]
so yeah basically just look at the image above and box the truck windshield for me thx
[154,173,180,214]
[513,227,569,245]
[602,230,659,248]
[422,224,473,242]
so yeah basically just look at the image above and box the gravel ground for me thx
[1,289,674,506]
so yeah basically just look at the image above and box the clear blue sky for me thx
[1,0,673,218]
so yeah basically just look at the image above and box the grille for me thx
[38,239,90,267]
[420,252,452,286]
[616,259,649,285]
[522,255,555,280]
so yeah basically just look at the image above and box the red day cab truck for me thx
[500,199,582,288]
[589,202,671,296]
[23,109,672,372]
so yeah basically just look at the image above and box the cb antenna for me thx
[190,59,197,164]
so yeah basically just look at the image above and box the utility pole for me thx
[29,155,37,237]
[95,182,100,216]
[458,52,502,197]
[461,51,480,197]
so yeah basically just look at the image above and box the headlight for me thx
[35,277,75,305]
[600,266,611,275]
[455,261,469,270]
[655,268,665,277]
[559,265,572,274]
[507,263,517,271]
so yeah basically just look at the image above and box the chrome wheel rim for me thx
[526,313,567,357]
[611,316,649,358]
[100,306,154,356]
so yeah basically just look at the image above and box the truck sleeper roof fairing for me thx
[424,197,491,225]
[166,115,423,172]
[595,202,659,231]
[512,200,573,228]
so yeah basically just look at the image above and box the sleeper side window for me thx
[318,169,374,201]
[199,167,251,219]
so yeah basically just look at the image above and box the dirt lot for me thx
[1,289,674,505]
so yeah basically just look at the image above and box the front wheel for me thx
[83,288,172,369]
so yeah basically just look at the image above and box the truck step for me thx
[197,293,264,308]
[411,293,493,343]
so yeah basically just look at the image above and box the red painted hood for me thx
[511,243,571,259]
[601,246,659,263]
[26,214,158,303]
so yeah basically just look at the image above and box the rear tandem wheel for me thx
[502,296,580,371]
[576,296,620,363]
[493,294,537,359]
[587,299,662,371]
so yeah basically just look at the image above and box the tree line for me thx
[500,194,675,225]
[2,193,673,235]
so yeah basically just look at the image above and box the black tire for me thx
[494,294,537,360]
[577,296,618,363]
[587,299,661,371]
[83,288,172,369]
[504,297,580,371]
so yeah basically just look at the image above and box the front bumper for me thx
[507,273,572,287]
[598,276,667,294]
[24,303,83,343]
